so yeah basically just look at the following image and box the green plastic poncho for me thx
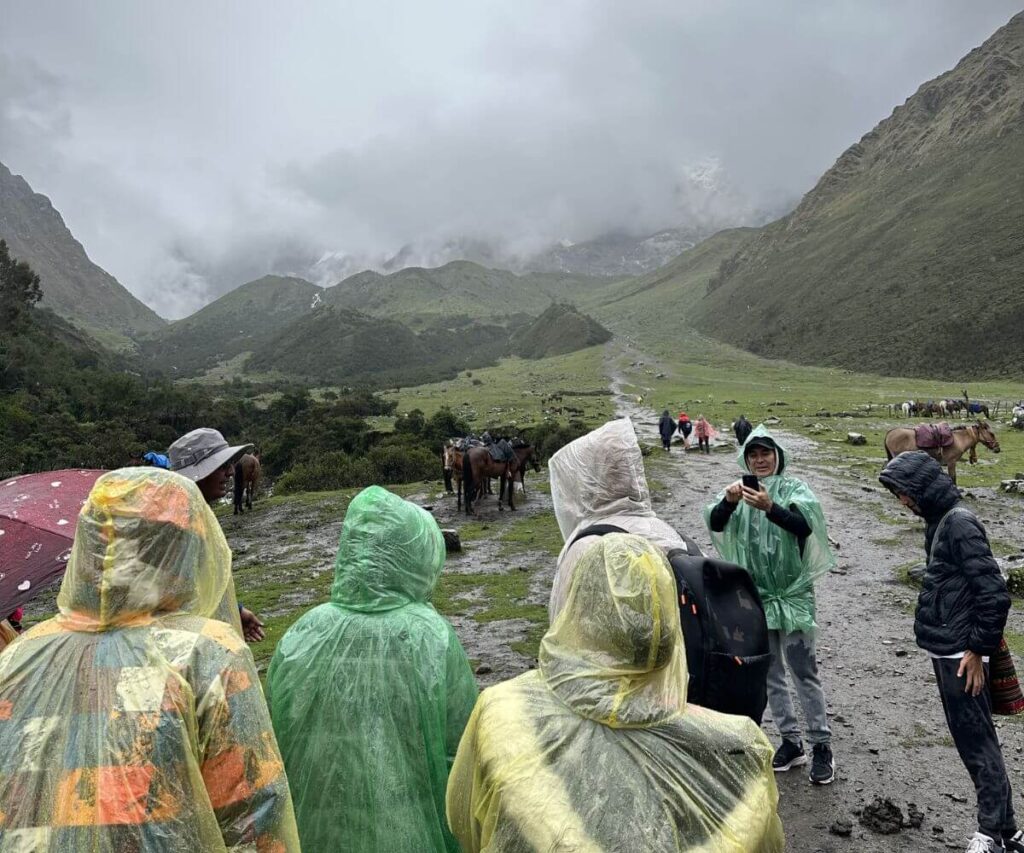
[446,533,783,852]
[267,485,478,853]
[703,425,834,633]
[0,468,299,851]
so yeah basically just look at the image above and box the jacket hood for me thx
[737,424,787,476]
[879,451,960,521]
[331,485,444,612]
[549,418,653,541]
[56,468,231,630]
[540,533,686,726]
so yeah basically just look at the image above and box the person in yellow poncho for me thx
[446,533,783,852]
[0,468,299,851]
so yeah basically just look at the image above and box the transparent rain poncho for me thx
[0,468,299,851]
[548,418,690,619]
[703,425,835,633]
[267,486,478,853]
[447,534,783,852]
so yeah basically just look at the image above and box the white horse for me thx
[937,399,949,417]
[901,401,911,418]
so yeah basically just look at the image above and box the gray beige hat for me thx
[168,428,253,483]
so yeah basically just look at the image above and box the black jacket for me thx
[879,451,1009,656]
[734,417,752,445]
[658,413,676,441]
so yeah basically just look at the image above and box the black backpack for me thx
[570,525,770,723]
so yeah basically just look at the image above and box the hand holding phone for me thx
[742,474,760,492]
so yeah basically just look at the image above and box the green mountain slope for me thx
[0,162,165,341]
[323,260,607,329]
[691,12,1024,378]
[584,228,758,346]
[512,303,612,359]
[139,275,321,376]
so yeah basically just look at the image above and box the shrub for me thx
[276,452,376,494]
[368,444,439,484]
[1008,566,1024,597]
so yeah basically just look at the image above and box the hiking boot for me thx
[1004,830,1024,853]
[771,739,806,772]
[809,743,835,785]
[966,833,1004,853]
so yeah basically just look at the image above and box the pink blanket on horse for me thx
[915,423,953,450]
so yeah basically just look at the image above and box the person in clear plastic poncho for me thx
[447,533,783,852]
[0,468,299,851]
[704,425,837,785]
[548,417,699,620]
[267,485,478,853]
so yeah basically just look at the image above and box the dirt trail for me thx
[611,351,1024,852]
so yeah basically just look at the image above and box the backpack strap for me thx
[568,523,629,548]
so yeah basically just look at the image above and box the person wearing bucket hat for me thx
[169,427,264,643]
[169,427,254,501]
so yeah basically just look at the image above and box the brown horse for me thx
[233,452,261,514]
[512,444,541,497]
[443,444,468,509]
[462,446,522,514]
[883,421,1000,484]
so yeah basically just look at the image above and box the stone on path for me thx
[847,432,867,445]
[442,529,462,552]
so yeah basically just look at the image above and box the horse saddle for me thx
[487,440,515,463]
[456,437,484,451]
[915,423,953,450]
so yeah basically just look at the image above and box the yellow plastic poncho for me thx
[267,486,478,853]
[703,425,835,633]
[447,533,783,852]
[0,468,299,852]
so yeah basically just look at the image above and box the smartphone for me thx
[742,474,760,492]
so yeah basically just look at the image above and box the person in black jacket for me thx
[880,451,1019,853]
[733,415,753,446]
[658,410,676,452]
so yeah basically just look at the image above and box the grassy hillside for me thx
[583,228,757,342]
[690,12,1024,378]
[511,303,612,359]
[0,162,165,342]
[140,275,322,376]
[323,259,608,329]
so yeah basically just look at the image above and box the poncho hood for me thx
[540,534,686,726]
[549,418,653,541]
[737,424,787,475]
[879,451,959,523]
[56,468,234,631]
[331,485,444,612]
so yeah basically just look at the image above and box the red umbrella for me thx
[0,469,106,615]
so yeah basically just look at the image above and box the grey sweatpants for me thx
[767,629,832,746]
[933,657,1017,840]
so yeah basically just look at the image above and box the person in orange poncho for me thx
[0,468,299,851]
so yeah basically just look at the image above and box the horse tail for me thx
[462,450,476,509]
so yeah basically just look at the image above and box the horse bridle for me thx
[973,424,1000,451]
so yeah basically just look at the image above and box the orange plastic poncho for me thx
[0,468,299,851]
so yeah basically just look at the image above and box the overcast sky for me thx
[1,2,1019,318]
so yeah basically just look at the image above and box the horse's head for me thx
[442,444,456,471]
[976,421,1001,453]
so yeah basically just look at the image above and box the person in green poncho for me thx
[267,486,479,853]
[704,425,837,786]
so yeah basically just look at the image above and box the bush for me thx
[1008,566,1024,597]
[524,420,592,461]
[276,452,376,494]
[368,444,440,484]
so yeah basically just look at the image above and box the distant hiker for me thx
[0,469,299,851]
[268,487,477,853]
[547,418,701,619]
[694,415,713,454]
[880,452,1021,853]
[677,411,692,447]
[447,533,784,852]
[734,414,753,446]
[704,425,837,785]
[658,409,676,451]
[168,427,265,643]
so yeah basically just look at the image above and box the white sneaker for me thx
[966,832,1004,853]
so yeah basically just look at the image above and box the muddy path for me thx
[612,353,1024,852]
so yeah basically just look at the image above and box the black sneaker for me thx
[809,743,835,785]
[1005,830,1024,853]
[772,739,807,772]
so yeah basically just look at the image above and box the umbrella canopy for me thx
[0,469,106,615]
